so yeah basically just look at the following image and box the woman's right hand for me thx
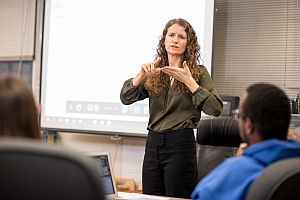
[133,57,161,86]
[140,57,161,77]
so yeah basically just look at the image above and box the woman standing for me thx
[120,18,223,198]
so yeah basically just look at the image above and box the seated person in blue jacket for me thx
[192,83,300,200]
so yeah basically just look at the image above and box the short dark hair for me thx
[243,83,290,140]
[0,75,40,138]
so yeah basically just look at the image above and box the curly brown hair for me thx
[145,18,204,95]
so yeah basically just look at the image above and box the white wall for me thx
[57,132,146,189]
[32,0,147,191]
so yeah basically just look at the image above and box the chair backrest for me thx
[245,157,300,200]
[197,116,242,181]
[0,138,105,200]
[197,116,241,147]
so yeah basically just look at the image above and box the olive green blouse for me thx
[120,67,223,132]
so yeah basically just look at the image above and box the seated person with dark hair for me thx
[192,83,300,200]
[0,75,40,139]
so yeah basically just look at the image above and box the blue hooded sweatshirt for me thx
[191,139,300,200]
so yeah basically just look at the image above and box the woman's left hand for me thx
[161,61,199,92]
[161,61,192,84]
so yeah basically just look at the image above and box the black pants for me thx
[142,129,197,199]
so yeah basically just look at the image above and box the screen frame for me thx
[39,0,216,137]
[220,95,240,116]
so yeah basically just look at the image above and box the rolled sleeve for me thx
[120,78,149,105]
[192,67,223,116]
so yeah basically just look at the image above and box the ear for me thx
[244,117,255,136]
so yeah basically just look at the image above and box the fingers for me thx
[161,66,177,77]
[183,61,188,68]
[236,143,248,156]
[141,63,150,76]
[182,61,192,76]
[161,61,189,80]
[141,60,161,77]
[150,62,155,71]
[240,143,248,150]
[151,57,161,72]
[154,57,161,67]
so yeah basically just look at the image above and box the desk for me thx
[118,192,190,200]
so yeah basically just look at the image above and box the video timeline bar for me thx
[66,101,149,116]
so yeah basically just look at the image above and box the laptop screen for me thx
[91,154,116,195]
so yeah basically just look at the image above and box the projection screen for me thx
[40,0,215,137]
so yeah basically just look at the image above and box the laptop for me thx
[87,151,171,200]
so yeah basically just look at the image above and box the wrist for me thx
[133,72,144,86]
[185,77,199,93]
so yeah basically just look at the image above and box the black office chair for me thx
[197,116,242,181]
[245,157,300,200]
[0,138,105,200]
